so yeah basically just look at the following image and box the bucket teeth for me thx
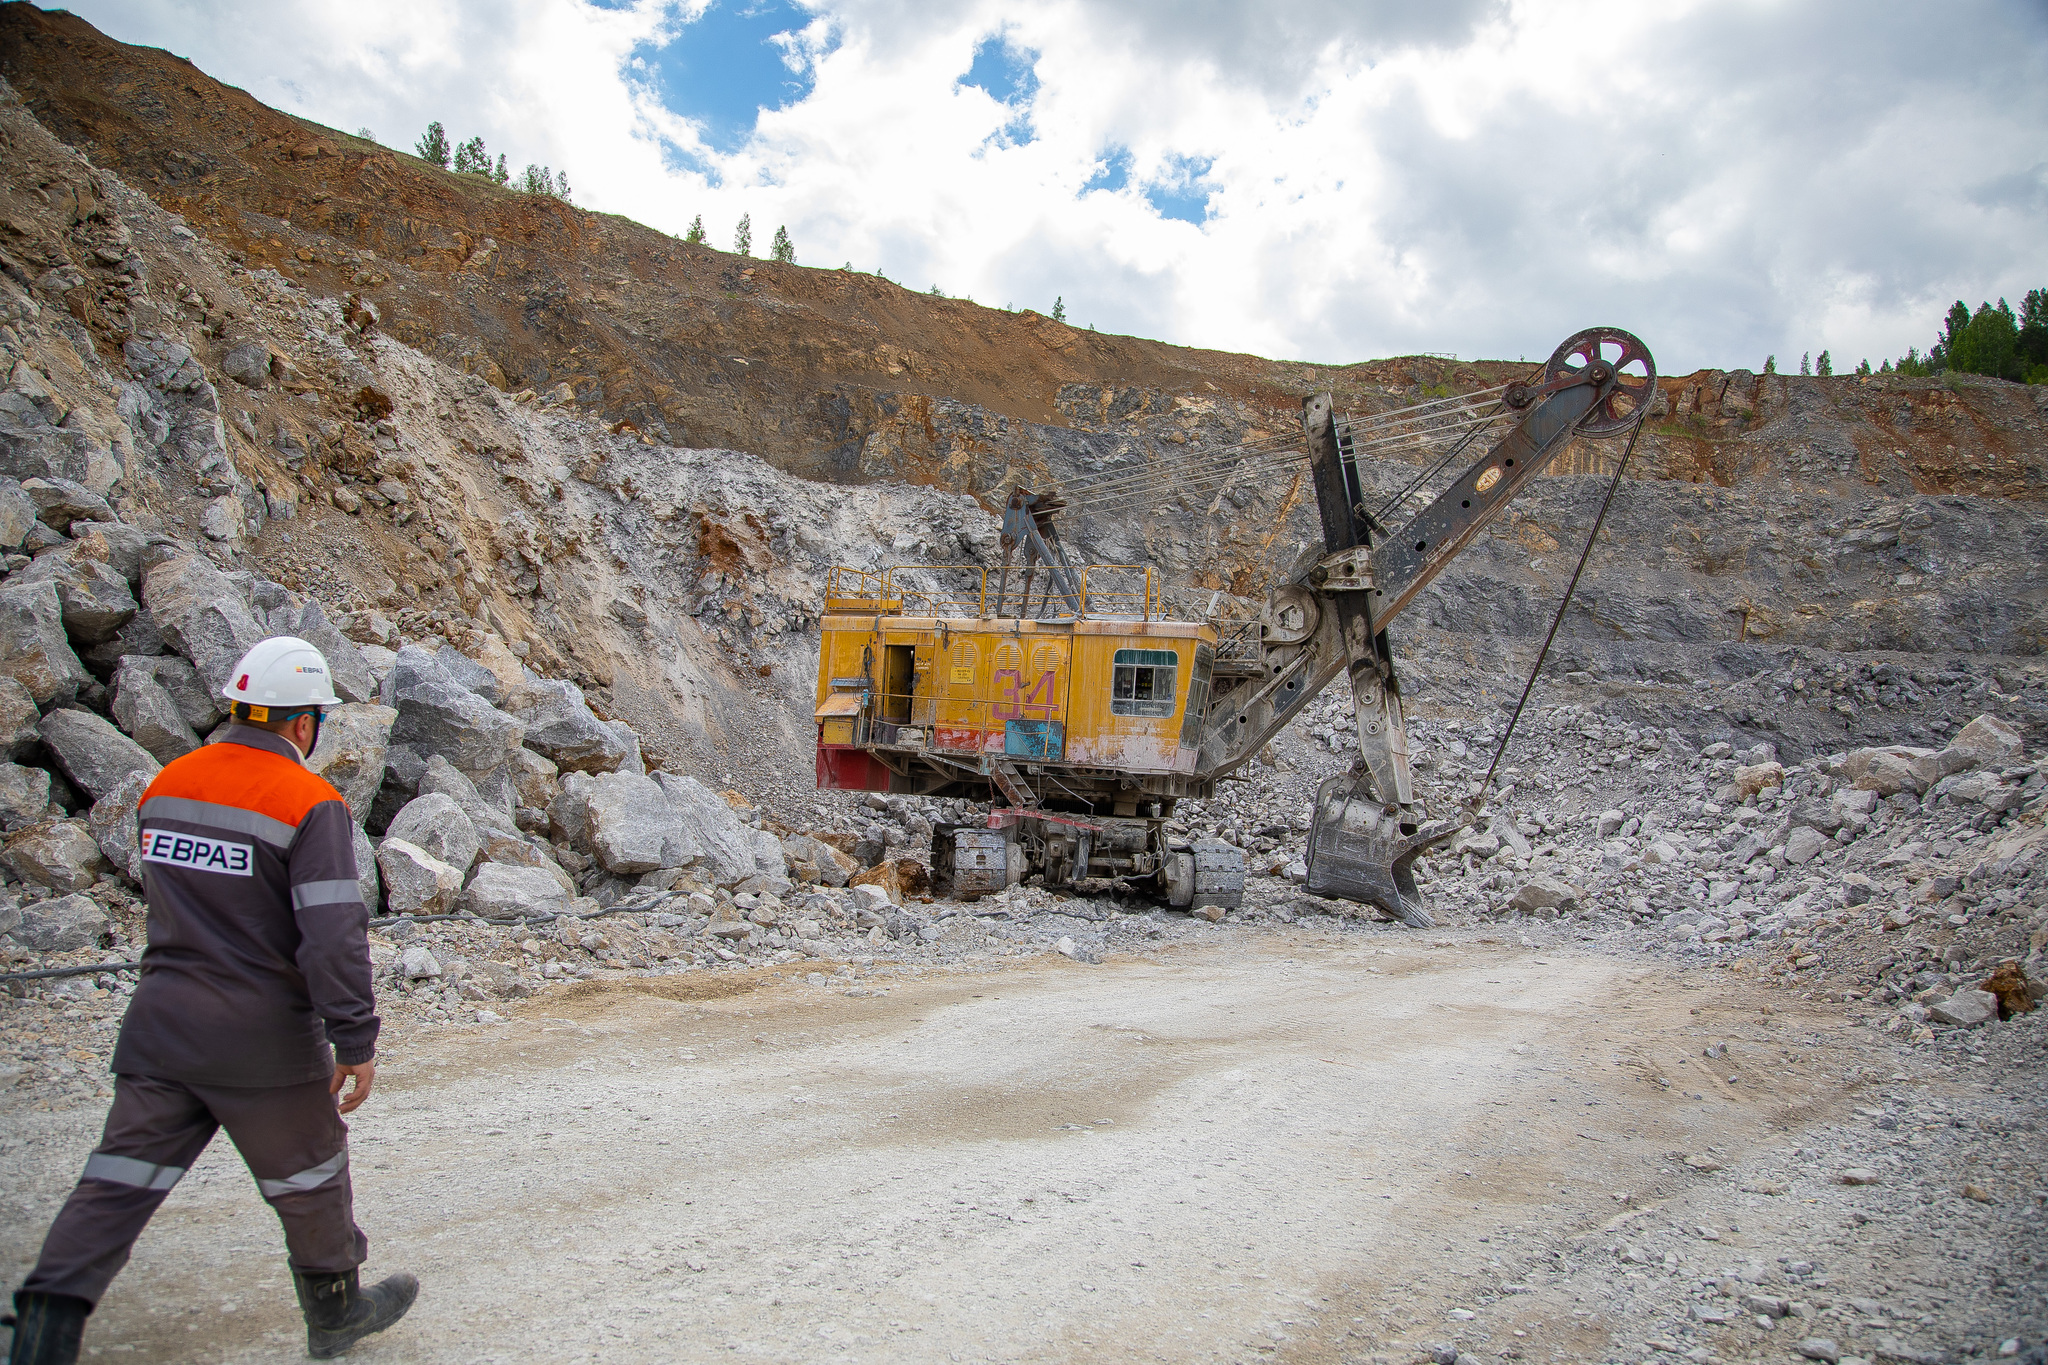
[1304,773,1469,927]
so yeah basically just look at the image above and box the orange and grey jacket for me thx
[111,724,378,1087]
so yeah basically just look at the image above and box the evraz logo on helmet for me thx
[295,664,327,673]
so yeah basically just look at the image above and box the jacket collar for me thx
[222,723,308,767]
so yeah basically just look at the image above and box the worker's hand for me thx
[331,1061,376,1114]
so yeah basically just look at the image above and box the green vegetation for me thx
[1816,350,1832,376]
[415,121,450,168]
[683,215,706,245]
[413,122,568,197]
[1763,354,1776,374]
[1052,295,1066,323]
[770,225,795,264]
[733,214,753,256]
[1882,289,2048,382]
[518,165,571,200]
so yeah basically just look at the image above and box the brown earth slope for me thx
[3,0,2042,508]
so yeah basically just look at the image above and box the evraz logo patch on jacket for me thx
[140,829,254,876]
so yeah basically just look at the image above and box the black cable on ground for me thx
[1474,416,1646,809]
[0,960,142,984]
[1,903,693,983]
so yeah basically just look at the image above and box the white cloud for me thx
[60,0,2048,374]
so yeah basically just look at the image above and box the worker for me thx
[5,638,416,1364]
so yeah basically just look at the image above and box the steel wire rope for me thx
[1472,414,1646,810]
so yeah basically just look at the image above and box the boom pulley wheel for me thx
[1545,326,1656,438]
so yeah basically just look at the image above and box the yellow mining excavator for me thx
[813,328,1655,924]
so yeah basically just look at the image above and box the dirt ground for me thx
[13,925,2012,1365]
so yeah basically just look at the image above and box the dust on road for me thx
[3,931,1863,1363]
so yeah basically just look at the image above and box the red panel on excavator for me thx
[816,744,891,792]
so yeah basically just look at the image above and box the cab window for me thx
[1111,648,1178,718]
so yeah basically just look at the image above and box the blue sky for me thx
[44,0,2048,372]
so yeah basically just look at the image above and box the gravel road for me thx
[14,927,2032,1364]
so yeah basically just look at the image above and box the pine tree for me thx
[1763,354,1776,374]
[493,153,509,186]
[555,170,572,201]
[683,215,706,245]
[519,165,572,200]
[928,284,944,296]
[2018,287,2048,379]
[1949,299,2022,381]
[1855,358,1871,376]
[1798,352,1811,376]
[1052,296,1066,323]
[733,214,752,256]
[1816,350,1832,376]
[770,225,794,264]
[453,136,491,177]
[416,121,451,168]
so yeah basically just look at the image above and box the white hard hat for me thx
[221,636,343,712]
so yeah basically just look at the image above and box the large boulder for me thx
[149,655,226,734]
[375,838,464,916]
[505,676,634,773]
[1948,714,2024,766]
[1852,750,1925,798]
[0,676,37,761]
[782,833,856,887]
[15,548,137,643]
[304,702,395,824]
[109,655,201,762]
[0,762,50,830]
[462,861,576,921]
[0,577,91,703]
[383,792,481,873]
[557,770,689,875]
[142,553,264,694]
[1507,873,1582,917]
[20,476,113,534]
[381,647,525,794]
[652,772,757,885]
[87,768,148,881]
[38,708,161,802]
[351,822,380,914]
[4,818,107,891]
[416,753,517,834]
[283,599,375,704]
[8,892,107,951]
[0,477,37,549]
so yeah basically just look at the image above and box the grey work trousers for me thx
[21,1072,366,1306]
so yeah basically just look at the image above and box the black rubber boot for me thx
[291,1268,418,1360]
[4,1292,90,1365]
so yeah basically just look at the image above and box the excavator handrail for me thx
[823,563,1161,620]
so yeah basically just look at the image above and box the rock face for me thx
[505,676,635,773]
[376,837,464,915]
[0,577,90,703]
[37,708,159,802]
[4,819,106,891]
[141,553,264,694]
[383,792,481,874]
[8,892,107,950]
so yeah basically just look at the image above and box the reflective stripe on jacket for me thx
[111,724,378,1087]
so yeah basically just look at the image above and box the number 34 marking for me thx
[992,669,1056,720]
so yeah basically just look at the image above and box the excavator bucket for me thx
[1304,771,1468,928]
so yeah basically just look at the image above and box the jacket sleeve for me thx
[288,799,381,1065]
